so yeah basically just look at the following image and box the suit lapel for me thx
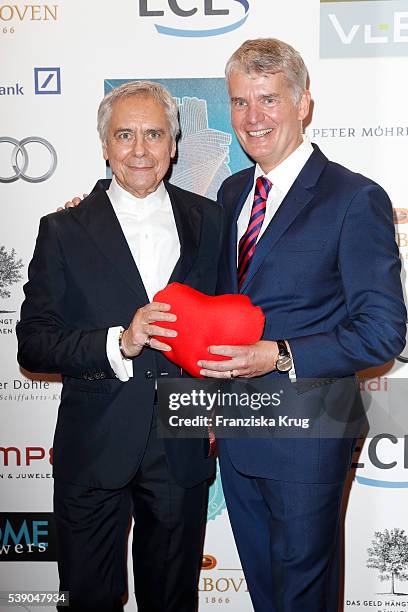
[166,182,202,284]
[240,145,329,292]
[75,182,203,301]
[226,170,254,293]
[74,190,149,302]
[239,182,313,291]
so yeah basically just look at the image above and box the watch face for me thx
[276,355,292,372]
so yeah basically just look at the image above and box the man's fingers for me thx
[197,358,236,372]
[199,368,236,379]
[148,301,173,311]
[58,194,87,212]
[147,324,177,338]
[139,302,177,324]
[64,197,81,209]
[147,312,177,323]
[150,338,172,352]
[132,303,176,327]
[208,345,242,357]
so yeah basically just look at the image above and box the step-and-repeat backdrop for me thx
[1,1,408,610]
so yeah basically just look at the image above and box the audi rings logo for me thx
[0,137,57,183]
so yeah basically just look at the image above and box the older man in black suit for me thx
[17,81,222,612]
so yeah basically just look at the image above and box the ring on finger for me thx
[144,336,151,348]
[230,370,236,379]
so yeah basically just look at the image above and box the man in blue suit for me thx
[198,39,406,611]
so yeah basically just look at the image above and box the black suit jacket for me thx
[17,180,223,489]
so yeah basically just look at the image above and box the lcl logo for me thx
[139,0,250,37]
[0,136,57,183]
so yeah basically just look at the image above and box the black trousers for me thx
[54,419,209,612]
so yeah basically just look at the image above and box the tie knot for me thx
[255,176,272,201]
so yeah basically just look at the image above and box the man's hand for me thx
[121,302,177,358]
[57,194,88,212]
[198,340,279,378]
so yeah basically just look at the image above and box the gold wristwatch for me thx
[275,340,293,372]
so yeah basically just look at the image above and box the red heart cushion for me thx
[153,283,265,378]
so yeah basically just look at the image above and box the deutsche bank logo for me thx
[320,0,408,58]
[138,0,249,37]
[34,67,61,95]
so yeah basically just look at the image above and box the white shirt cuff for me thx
[107,326,133,382]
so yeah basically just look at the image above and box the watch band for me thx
[277,339,289,357]
[275,339,293,373]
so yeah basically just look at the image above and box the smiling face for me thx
[103,94,176,198]
[228,70,310,173]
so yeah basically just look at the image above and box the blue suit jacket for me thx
[217,144,406,483]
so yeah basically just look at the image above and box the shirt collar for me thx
[254,135,313,194]
[107,176,167,212]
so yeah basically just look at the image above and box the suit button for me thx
[145,371,154,379]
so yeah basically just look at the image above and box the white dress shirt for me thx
[237,136,314,253]
[237,136,314,379]
[106,177,180,381]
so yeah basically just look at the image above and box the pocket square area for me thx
[153,283,265,377]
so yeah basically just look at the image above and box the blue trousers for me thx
[218,444,345,612]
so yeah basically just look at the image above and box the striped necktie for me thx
[238,175,272,289]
